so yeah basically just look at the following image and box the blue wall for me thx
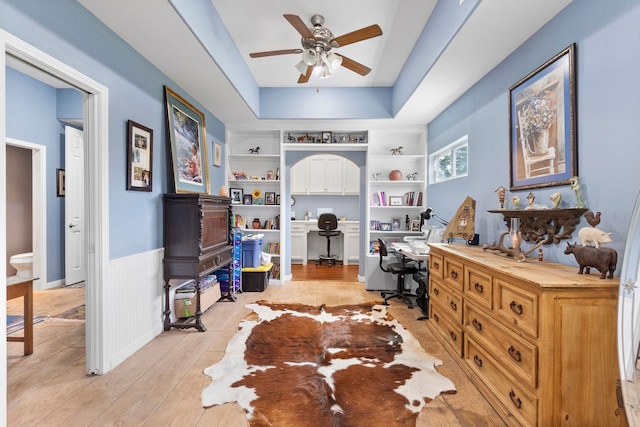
[427,0,640,266]
[1,0,227,279]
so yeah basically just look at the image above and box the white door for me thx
[65,126,85,285]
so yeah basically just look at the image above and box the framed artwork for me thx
[389,196,403,206]
[321,132,332,143]
[411,219,421,231]
[509,44,576,191]
[243,194,253,205]
[276,195,281,205]
[126,120,153,191]
[56,168,65,197]
[213,142,222,167]
[165,86,210,194]
[230,188,243,204]
[265,192,276,205]
[391,217,401,231]
[380,222,392,231]
[266,170,275,180]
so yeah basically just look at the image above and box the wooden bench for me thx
[7,276,36,355]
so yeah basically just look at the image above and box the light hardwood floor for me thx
[7,266,504,426]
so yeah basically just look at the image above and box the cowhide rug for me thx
[202,301,456,426]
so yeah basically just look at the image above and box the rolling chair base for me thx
[316,255,338,267]
[381,291,414,309]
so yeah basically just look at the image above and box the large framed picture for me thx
[126,120,153,191]
[165,86,210,194]
[509,44,576,191]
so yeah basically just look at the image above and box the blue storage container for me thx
[242,238,263,268]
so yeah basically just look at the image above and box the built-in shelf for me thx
[488,208,588,244]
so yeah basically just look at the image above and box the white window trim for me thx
[429,135,468,184]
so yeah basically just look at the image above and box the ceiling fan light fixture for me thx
[325,52,342,72]
[295,60,308,75]
[302,48,316,66]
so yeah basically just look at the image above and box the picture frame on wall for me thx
[229,188,243,204]
[126,120,153,192]
[509,44,577,191]
[165,86,210,194]
[213,142,222,167]
[56,168,65,197]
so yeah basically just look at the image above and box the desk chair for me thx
[317,213,341,266]
[378,238,418,308]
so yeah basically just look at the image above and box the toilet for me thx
[9,252,33,278]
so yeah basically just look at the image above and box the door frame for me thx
[1,28,110,393]
[6,138,47,290]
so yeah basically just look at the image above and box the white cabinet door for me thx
[308,155,343,194]
[290,223,307,264]
[345,225,360,264]
[291,159,308,194]
[343,160,360,194]
[325,156,343,193]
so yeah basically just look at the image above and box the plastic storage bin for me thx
[242,238,263,268]
[242,263,273,292]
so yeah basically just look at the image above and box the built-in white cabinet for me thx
[291,154,359,195]
[345,223,360,263]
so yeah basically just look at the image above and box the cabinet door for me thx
[346,228,360,263]
[290,231,306,264]
[343,160,360,194]
[291,159,308,194]
[308,156,328,193]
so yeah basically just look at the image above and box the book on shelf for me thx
[403,191,423,206]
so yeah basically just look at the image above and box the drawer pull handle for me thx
[449,330,457,342]
[472,319,482,331]
[509,389,522,409]
[450,301,457,311]
[473,354,483,367]
[433,262,439,269]
[508,346,522,362]
[433,288,440,295]
[510,301,523,315]
[433,313,439,322]
[474,282,484,293]
[450,270,458,279]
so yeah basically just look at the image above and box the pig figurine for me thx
[578,226,612,248]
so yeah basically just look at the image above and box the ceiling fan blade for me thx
[284,14,314,39]
[250,49,303,58]
[297,66,313,84]
[331,24,383,47]
[336,54,371,76]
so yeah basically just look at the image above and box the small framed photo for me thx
[391,217,401,231]
[126,120,153,192]
[56,168,65,197]
[265,192,276,205]
[213,142,222,167]
[380,222,392,231]
[411,219,422,231]
[276,195,281,205]
[266,170,275,180]
[389,196,404,206]
[321,131,332,143]
[243,194,253,205]
[230,188,243,204]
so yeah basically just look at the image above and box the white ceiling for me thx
[76,0,572,127]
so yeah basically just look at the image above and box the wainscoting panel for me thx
[106,248,164,369]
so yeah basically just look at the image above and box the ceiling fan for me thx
[249,14,383,84]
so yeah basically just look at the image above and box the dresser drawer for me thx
[464,302,537,389]
[430,278,463,325]
[431,303,464,357]
[290,224,306,233]
[464,336,537,427]
[444,257,464,292]
[495,279,538,338]
[429,252,444,279]
[465,266,493,310]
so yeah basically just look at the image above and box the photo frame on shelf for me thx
[276,195,281,205]
[321,131,332,143]
[126,120,153,192]
[266,169,275,180]
[509,44,576,191]
[213,142,222,167]
[411,219,421,231]
[389,196,403,206]
[230,188,243,204]
[165,86,210,194]
[243,194,253,205]
[380,222,392,231]
[56,168,65,197]
[265,192,276,205]
[391,217,401,231]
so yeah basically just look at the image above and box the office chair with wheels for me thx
[317,213,341,266]
[378,238,418,308]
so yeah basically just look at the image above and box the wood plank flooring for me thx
[6,265,505,426]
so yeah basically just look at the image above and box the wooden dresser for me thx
[163,193,233,331]
[427,243,623,426]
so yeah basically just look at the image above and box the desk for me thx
[390,242,430,263]
[7,276,36,355]
[291,220,359,265]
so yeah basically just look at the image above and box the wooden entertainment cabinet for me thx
[162,194,233,331]
[427,243,623,426]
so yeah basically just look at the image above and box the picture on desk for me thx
[392,217,402,231]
